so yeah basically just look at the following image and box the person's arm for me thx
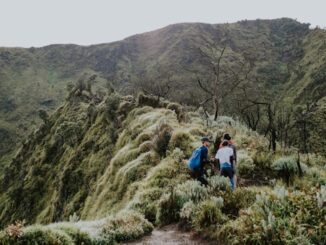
[199,147,208,171]
[202,147,209,164]
[230,155,234,166]
[215,151,220,171]
[233,145,237,163]
[216,159,221,171]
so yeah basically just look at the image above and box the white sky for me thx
[0,0,325,48]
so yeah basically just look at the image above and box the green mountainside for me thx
[0,18,325,244]
[3,18,326,166]
[0,88,325,244]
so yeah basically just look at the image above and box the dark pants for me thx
[191,168,208,186]
[221,166,234,190]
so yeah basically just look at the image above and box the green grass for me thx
[0,18,326,244]
[0,92,325,244]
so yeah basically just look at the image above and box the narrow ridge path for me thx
[123,224,216,245]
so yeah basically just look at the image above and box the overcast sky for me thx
[1,0,325,48]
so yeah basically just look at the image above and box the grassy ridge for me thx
[0,90,325,244]
[0,89,268,226]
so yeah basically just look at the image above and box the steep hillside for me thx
[1,18,316,164]
[283,28,326,103]
[0,89,325,244]
[0,83,272,226]
[0,90,190,226]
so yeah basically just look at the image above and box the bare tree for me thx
[293,100,319,153]
[186,35,254,120]
[276,107,292,148]
[133,67,174,103]
[237,101,261,131]
[236,84,279,151]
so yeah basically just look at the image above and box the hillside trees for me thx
[235,80,326,155]
[186,35,255,120]
[131,66,174,103]
[233,80,293,152]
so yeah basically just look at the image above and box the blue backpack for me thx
[188,147,202,170]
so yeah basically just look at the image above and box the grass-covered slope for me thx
[0,90,198,226]
[283,28,326,103]
[0,90,325,244]
[0,86,266,226]
[0,18,315,164]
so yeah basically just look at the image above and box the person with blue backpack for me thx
[188,137,212,186]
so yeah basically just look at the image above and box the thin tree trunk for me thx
[213,99,219,121]
[297,151,303,177]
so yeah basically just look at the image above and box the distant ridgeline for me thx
[0,18,326,166]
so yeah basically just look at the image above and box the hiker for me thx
[223,133,237,188]
[188,137,211,186]
[215,140,235,190]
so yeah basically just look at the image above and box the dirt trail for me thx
[123,224,216,245]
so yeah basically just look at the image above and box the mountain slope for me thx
[0,90,325,244]
[283,28,326,103]
[0,87,269,227]
[1,18,317,165]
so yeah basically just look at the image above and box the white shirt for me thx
[215,147,233,164]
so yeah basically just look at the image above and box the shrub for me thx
[216,116,235,125]
[105,93,121,120]
[272,156,307,185]
[55,121,83,147]
[222,187,257,216]
[253,151,273,169]
[207,176,231,194]
[118,101,135,116]
[0,231,14,244]
[129,188,163,223]
[192,198,228,232]
[235,134,251,148]
[145,154,188,189]
[237,150,255,178]
[101,210,153,242]
[139,141,153,153]
[175,180,209,204]
[169,130,194,157]
[53,224,92,245]
[69,212,80,222]
[19,226,72,245]
[218,186,326,244]
[180,200,196,222]
[137,93,159,108]
[188,127,206,137]
[156,190,183,225]
[170,147,185,162]
[4,220,25,238]
[303,167,326,186]
[38,109,49,123]
[152,122,172,157]
[0,221,26,244]
[166,103,184,121]
[316,185,326,208]
[135,132,152,146]
[91,235,115,245]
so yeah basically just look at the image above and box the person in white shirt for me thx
[215,140,235,190]
[223,133,237,188]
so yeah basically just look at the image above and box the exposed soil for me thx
[123,224,216,245]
